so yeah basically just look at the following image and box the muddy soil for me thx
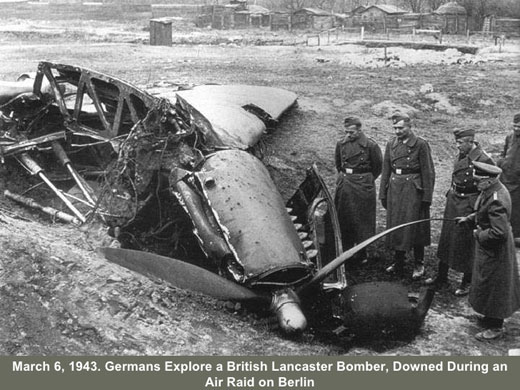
[1,14,520,356]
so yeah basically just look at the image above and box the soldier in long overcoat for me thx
[456,161,520,341]
[428,129,495,296]
[497,113,520,239]
[334,117,383,262]
[379,112,435,279]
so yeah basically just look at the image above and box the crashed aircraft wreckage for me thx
[0,62,434,337]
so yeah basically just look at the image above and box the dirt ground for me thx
[1,8,520,356]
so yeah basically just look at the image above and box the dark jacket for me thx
[467,179,520,319]
[498,133,520,190]
[497,133,520,236]
[437,145,495,272]
[379,133,435,250]
[334,133,383,247]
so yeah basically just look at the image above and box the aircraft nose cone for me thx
[271,289,307,334]
[277,302,307,333]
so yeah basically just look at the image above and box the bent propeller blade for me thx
[99,247,269,302]
[298,218,450,294]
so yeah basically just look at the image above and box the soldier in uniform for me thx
[427,129,495,296]
[334,116,383,263]
[379,112,435,279]
[497,113,520,240]
[455,161,520,341]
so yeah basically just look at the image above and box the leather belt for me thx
[392,168,420,175]
[452,183,478,196]
[342,168,372,174]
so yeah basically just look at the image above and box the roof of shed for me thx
[351,5,367,14]
[294,8,332,16]
[361,5,409,15]
[435,2,467,15]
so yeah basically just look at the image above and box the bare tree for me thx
[275,0,308,11]
[486,0,520,18]
[457,0,520,29]
[458,0,490,29]
[425,0,448,12]
[400,0,425,13]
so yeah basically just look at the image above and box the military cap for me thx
[344,116,362,127]
[391,112,411,125]
[514,113,520,124]
[453,128,475,139]
[473,161,502,177]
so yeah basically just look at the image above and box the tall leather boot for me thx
[386,250,405,274]
[425,262,449,288]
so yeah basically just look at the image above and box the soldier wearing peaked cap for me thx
[497,113,520,240]
[379,112,435,280]
[334,116,383,264]
[427,129,495,297]
[455,160,520,341]
[473,161,502,176]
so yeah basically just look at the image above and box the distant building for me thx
[229,0,247,11]
[270,11,291,31]
[433,2,467,33]
[291,8,334,30]
[234,4,271,28]
[351,5,367,15]
[246,5,271,28]
[483,15,520,37]
[349,4,409,32]
[359,5,408,19]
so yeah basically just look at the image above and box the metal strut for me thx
[16,153,86,223]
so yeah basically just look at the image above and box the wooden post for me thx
[150,18,172,46]
[361,25,364,40]
[439,30,443,44]
[466,29,470,44]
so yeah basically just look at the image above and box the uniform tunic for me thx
[334,133,383,249]
[437,145,495,273]
[379,133,435,251]
[497,133,520,236]
[467,180,520,319]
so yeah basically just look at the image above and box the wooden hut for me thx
[358,5,408,19]
[355,4,408,33]
[434,2,467,34]
[483,15,520,37]
[270,12,291,31]
[291,8,334,30]
[351,5,367,15]
[247,5,271,28]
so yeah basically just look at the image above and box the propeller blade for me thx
[99,247,270,303]
[298,218,451,294]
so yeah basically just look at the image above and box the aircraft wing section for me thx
[175,85,297,150]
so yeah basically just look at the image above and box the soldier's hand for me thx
[381,199,387,209]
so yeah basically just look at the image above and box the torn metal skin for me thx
[1,62,435,336]
[0,62,325,331]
